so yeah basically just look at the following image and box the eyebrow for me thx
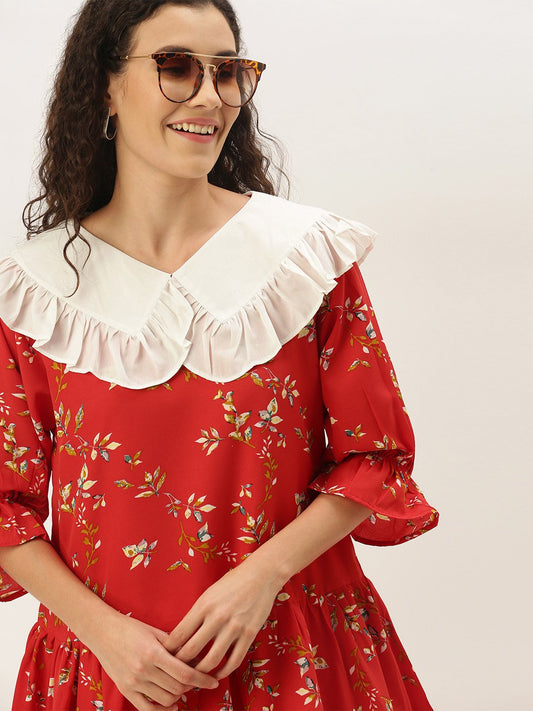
[155,45,239,57]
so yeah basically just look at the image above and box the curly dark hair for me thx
[23,0,287,289]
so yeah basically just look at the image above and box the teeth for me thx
[170,123,216,135]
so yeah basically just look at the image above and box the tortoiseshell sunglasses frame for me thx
[119,51,266,107]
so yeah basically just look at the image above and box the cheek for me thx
[222,108,241,138]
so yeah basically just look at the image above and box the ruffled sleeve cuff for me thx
[309,454,439,546]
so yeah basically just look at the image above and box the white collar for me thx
[0,192,376,388]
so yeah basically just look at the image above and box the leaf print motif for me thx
[2,421,31,481]
[295,656,310,676]
[167,559,191,573]
[345,425,366,442]
[124,450,143,469]
[255,398,283,432]
[122,538,157,570]
[74,405,84,433]
[348,359,371,371]
[114,479,134,490]
[135,467,166,498]
[320,347,334,371]
[338,295,368,323]
[295,676,320,707]
[216,390,255,447]
[0,393,11,416]
[374,435,398,450]
[294,427,315,454]
[196,427,223,455]
[165,493,219,563]
[297,320,317,342]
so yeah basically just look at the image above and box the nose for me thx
[189,64,222,108]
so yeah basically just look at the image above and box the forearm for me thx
[241,493,371,589]
[0,538,119,647]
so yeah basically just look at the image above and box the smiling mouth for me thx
[169,122,218,135]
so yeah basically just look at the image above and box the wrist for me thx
[239,543,293,593]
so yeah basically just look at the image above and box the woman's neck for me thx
[82,176,248,273]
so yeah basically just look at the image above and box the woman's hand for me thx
[91,611,220,711]
[165,562,282,680]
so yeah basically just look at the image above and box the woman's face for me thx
[107,3,241,185]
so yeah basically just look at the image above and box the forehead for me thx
[131,4,237,54]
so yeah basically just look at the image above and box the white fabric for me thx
[0,192,376,388]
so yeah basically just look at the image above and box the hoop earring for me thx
[103,108,117,141]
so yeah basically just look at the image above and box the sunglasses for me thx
[119,51,266,108]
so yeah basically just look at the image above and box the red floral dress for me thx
[0,192,438,710]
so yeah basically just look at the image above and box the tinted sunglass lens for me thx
[159,55,201,102]
[216,61,257,107]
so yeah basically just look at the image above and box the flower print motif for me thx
[122,538,158,570]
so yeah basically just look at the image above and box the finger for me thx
[158,648,219,690]
[193,629,237,674]
[214,636,254,680]
[139,680,181,708]
[144,665,187,699]
[130,691,178,711]
[176,622,220,664]
[165,610,203,653]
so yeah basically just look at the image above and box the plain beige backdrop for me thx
[0,0,531,709]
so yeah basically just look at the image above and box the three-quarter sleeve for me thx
[310,264,438,546]
[0,321,54,600]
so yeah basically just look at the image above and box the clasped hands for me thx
[107,560,283,711]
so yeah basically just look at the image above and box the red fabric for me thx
[1,264,438,710]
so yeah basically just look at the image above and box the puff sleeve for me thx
[0,321,54,600]
[309,263,439,546]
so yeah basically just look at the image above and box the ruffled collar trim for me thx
[0,192,376,388]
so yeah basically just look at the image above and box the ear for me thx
[106,72,124,117]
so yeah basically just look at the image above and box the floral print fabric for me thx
[0,263,438,710]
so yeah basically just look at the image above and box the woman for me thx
[0,1,439,709]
